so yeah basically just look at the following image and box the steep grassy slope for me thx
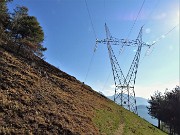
[0,45,166,135]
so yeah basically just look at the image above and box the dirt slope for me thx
[0,45,166,135]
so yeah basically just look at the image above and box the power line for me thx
[84,0,97,39]
[104,0,107,23]
[100,0,146,92]
[139,24,179,66]
[144,0,160,26]
[119,0,146,82]
[152,24,179,45]
[101,24,179,94]
[101,71,111,92]
[84,45,96,83]
[83,0,98,83]
[127,0,146,39]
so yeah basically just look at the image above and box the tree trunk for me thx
[170,125,172,135]
[158,119,160,129]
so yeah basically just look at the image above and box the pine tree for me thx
[10,6,46,57]
[148,86,180,134]
[0,1,46,57]
[147,91,164,129]
[164,87,180,134]
[0,0,12,43]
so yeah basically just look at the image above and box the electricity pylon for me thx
[96,23,151,114]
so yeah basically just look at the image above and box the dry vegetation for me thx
[0,44,166,135]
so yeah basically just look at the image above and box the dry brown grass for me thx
[0,46,104,134]
[0,46,167,135]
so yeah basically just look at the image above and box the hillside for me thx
[0,44,167,135]
[108,95,158,126]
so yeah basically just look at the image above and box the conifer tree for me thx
[148,86,180,134]
[147,91,164,129]
[0,0,12,43]
[10,6,46,56]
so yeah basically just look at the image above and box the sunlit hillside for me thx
[0,44,167,135]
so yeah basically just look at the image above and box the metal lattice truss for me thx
[96,23,151,114]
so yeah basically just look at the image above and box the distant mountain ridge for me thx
[137,105,157,126]
[107,95,149,106]
[107,95,158,126]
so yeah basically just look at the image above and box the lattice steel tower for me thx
[96,24,151,114]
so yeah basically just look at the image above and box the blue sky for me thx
[8,0,179,99]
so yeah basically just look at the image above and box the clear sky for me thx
[8,0,179,99]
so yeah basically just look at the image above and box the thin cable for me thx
[101,71,111,92]
[102,0,147,92]
[84,0,97,39]
[136,0,160,70]
[153,24,179,45]
[127,0,146,39]
[139,47,154,66]
[101,24,177,92]
[139,24,179,66]
[83,0,98,83]
[144,0,160,26]
[119,0,146,79]
[84,49,96,83]
[104,0,107,23]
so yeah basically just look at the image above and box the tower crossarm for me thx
[96,37,152,48]
[96,26,151,87]
[96,37,120,45]
[120,39,151,47]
